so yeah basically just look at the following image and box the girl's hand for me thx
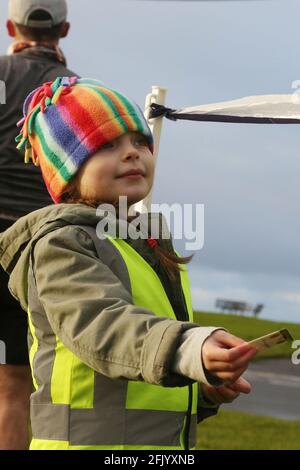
[202,330,257,384]
[201,377,252,405]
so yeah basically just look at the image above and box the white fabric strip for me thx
[174,94,300,122]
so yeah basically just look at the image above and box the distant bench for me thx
[215,299,264,317]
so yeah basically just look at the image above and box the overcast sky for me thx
[1,0,300,323]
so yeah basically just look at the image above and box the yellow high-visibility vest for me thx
[29,234,198,450]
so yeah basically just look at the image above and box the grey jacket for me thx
[0,204,219,415]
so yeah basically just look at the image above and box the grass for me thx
[193,311,300,359]
[196,409,300,450]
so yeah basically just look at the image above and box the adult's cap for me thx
[8,0,68,28]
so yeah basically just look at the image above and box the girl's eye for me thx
[101,142,115,150]
[135,137,148,147]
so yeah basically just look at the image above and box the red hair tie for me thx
[147,237,158,248]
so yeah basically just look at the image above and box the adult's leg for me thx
[0,241,32,450]
[0,365,32,450]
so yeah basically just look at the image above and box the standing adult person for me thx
[0,0,78,450]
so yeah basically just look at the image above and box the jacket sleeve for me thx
[172,328,226,386]
[197,384,219,424]
[32,226,200,387]
[172,328,224,423]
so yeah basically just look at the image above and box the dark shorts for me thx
[0,218,29,365]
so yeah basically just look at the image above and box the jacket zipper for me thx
[184,384,193,450]
[157,238,194,450]
[178,280,193,451]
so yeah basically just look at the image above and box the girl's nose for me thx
[123,143,140,160]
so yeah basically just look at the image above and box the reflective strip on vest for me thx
[28,235,198,450]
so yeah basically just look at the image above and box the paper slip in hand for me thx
[247,329,294,352]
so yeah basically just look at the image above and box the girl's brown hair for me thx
[61,187,193,282]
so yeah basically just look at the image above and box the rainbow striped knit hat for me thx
[16,77,154,203]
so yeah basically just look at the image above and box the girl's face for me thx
[74,132,155,207]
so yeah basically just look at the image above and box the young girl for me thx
[0,77,256,450]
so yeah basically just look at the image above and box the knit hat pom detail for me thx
[15,76,78,166]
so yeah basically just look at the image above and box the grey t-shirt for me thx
[0,48,78,217]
